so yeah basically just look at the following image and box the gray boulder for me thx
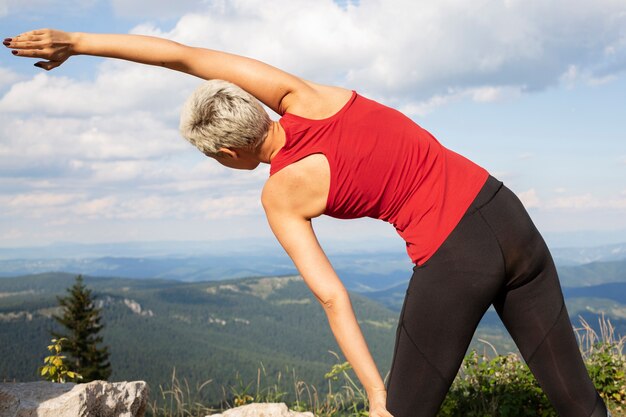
[205,402,316,417]
[0,380,148,417]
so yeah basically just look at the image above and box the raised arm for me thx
[261,158,393,417]
[4,29,312,114]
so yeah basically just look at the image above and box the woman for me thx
[4,29,610,417]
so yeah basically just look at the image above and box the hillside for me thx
[0,273,397,405]
[2,266,626,406]
[364,260,626,312]
[361,260,626,355]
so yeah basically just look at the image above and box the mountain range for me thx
[1,242,624,293]
[0,241,624,406]
[1,258,625,405]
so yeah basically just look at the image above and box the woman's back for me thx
[271,91,489,265]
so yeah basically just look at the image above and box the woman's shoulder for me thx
[281,82,354,120]
[262,153,331,219]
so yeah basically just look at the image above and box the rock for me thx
[0,380,149,417]
[205,402,315,417]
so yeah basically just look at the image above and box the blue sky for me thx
[0,0,625,251]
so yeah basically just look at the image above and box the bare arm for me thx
[261,162,393,417]
[4,29,312,114]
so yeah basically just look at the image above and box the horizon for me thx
[1,232,626,250]
[1,235,625,259]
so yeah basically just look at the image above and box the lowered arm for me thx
[261,166,388,403]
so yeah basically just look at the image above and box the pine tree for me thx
[52,275,112,382]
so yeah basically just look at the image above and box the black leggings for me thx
[385,175,608,417]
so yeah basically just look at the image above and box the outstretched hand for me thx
[3,28,74,70]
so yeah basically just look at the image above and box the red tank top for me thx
[270,91,489,265]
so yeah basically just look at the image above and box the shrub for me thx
[439,315,626,417]
[39,337,83,384]
[439,349,555,417]
[578,315,626,414]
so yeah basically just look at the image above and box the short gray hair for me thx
[179,80,271,156]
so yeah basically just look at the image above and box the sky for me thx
[0,0,625,252]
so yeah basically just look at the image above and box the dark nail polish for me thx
[3,38,11,42]
[2,41,9,46]
[12,50,17,55]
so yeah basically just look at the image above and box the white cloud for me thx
[0,67,23,89]
[0,192,82,219]
[72,196,118,217]
[546,194,626,210]
[1,0,625,246]
[517,188,541,209]
[560,65,579,88]
[399,85,523,116]
[2,0,625,115]
[0,189,262,221]
[2,0,622,145]
[559,64,622,88]
[470,86,523,103]
[0,112,188,167]
[547,194,596,209]
[6,192,78,208]
[198,193,261,219]
[122,0,626,103]
[399,93,459,117]
[588,74,618,86]
[0,228,23,241]
[515,189,626,211]
[0,63,195,118]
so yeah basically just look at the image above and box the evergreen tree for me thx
[52,275,112,382]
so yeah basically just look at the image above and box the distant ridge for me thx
[1,242,623,292]
[551,243,626,266]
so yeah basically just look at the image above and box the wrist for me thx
[367,386,387,401]
[69,32,84,55]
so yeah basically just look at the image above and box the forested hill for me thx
[0,272,398,405]
[2,266,626,406]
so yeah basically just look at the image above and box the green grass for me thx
[146,315,626,417]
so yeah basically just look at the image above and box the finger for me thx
[15,28,49,39]
[12,34,43,43]
[6,37,45,49]
[11,48,45,58]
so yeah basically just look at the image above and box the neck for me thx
[256,121,285,164]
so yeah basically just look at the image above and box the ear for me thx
[217,148,239,159]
